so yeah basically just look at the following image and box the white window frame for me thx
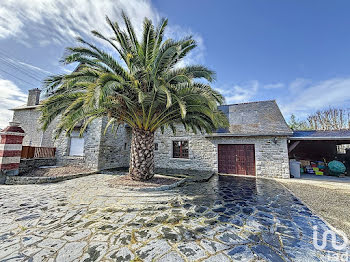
[69,130,85,156]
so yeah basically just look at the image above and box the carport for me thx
[288,130,350,176]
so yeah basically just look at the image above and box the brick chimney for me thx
[27,88,41,106]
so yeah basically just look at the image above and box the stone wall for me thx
[32,117,290,178]
[254,136,290,178]
[154,126,290,178]
[13,106,132,171]
[54,132,71,166]
[84,119,104,170]
[54,119,102,170]
[55,118,132,171]
[12,108,56,147]
[98,119,131,170]
[154,127,216,172]
[19,158,56,174]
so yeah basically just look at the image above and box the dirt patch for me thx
[21,166,93,177]
[279,179,350,238]
[108,175,180,188]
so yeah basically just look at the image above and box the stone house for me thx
[11,89,293,178]
[11,89,56,148]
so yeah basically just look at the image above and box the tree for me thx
[288,114,309,130]
[288,108,350,131]
[39,12,228,181]
[307,108,350,130]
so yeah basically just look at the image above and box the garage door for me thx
[218,144,255,176]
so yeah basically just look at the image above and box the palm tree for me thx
[40,12,228,181]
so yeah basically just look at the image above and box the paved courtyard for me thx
[0,174,348,262]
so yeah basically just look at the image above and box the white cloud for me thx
[0,6,23,39]
[217,80,259,104]
[288,78,311,94]
[216,77,350,119]
[280,77,350,118]
[0,0,158,44]
[0,0,205,67]
[0,79,27,129]
[263,83,284,89]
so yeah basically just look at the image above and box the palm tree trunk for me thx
[129,128,155,180]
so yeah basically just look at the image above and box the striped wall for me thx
[0,122,25,176]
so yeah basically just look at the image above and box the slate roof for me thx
[291,130,350,140]
[211,100,293,137]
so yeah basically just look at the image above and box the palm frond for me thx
[39,11,228,138]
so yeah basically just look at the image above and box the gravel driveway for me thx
[279,177,350,239]
[0,174,348,261]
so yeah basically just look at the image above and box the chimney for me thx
[27,88,41,106]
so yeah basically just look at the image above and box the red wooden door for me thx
[245,145,255,176]
[218,144,237,174]
[218,144,255,176]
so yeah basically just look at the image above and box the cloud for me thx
[0,6,23,39]
[216,80,259,104]
[0,0,205,67]
[280,77,350,118]
[0,79,27,128]
[263,83,284,89]
[216,76,350,119]
[0,0,158,44]
[288,78,311,94]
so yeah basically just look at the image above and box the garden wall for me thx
[19,158,56,174]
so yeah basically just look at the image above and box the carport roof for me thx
[291,130,350,140]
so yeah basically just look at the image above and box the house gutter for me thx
[205,133,293,138]
[289,137,350,141]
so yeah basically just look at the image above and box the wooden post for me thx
[0,122,25,176]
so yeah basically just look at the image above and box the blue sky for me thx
[1,0,350,127]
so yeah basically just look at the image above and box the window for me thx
[173,141,189,158]
[124,143,127,150]
[69,130,84,156]
[154,143,158,151]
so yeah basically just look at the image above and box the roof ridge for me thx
[223,99,276,106]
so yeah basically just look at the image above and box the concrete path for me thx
[0,174,348,261]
